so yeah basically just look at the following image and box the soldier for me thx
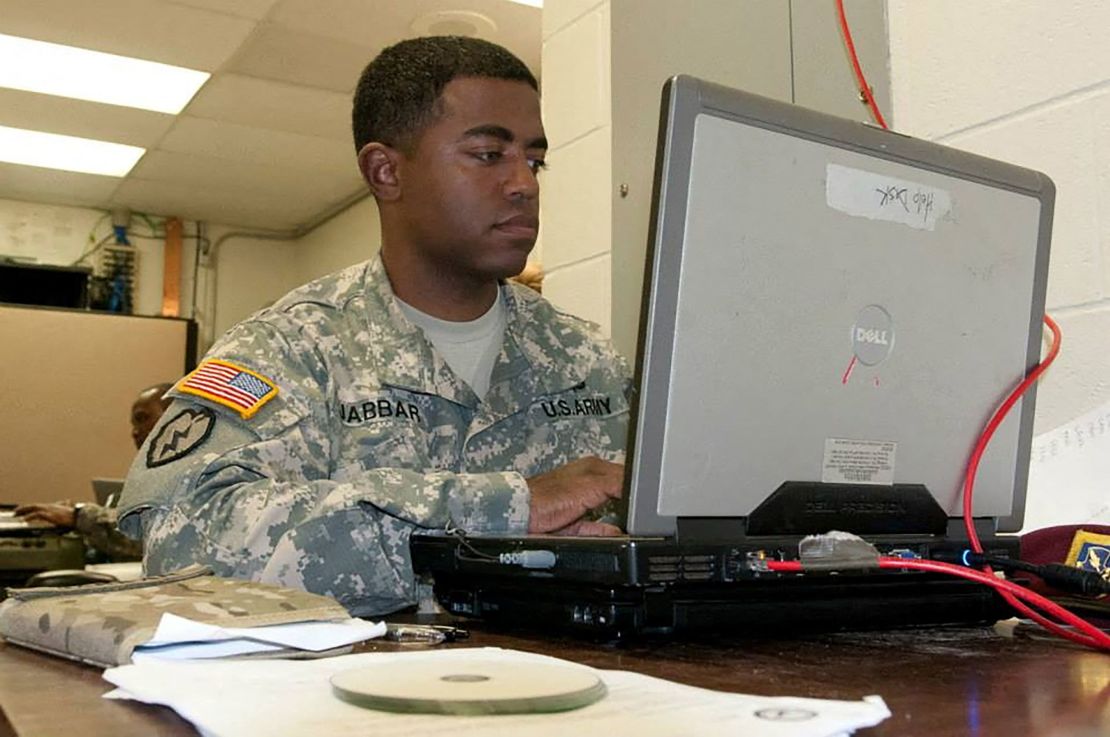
[117,36,630,617]
[15,383,172,561]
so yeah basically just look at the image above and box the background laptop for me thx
[92,478,125,507]
[412,76,1054,638]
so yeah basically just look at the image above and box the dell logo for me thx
[854,327,890,346]
[851,305,895,366]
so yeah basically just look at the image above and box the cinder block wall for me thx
[888,1,1110,433]
[538,0,614,335]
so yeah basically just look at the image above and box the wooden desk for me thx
[0,623,1106,736]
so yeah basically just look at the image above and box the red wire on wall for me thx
[835,0,889,129]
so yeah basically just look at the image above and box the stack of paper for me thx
[131,613,386,661]
[105,646,890,736]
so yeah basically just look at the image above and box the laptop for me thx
[91,478,125,507]
[411,76,1054,638]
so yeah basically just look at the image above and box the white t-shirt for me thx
[396,295,508,400]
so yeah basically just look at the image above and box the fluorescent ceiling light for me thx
[0,125,145,177]
[508,0,543,7]
[0,33,209,114]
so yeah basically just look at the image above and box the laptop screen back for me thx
[92,478,125,507]
[625,76,1053,536]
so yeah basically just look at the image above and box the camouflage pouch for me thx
[0,564,351,668]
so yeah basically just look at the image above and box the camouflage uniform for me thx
[75,504,143,561]
[118,257,630,616]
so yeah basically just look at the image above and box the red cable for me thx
[833,0,1106,653]
[835,0,889,129]
[960,317,1093,647]
[963,315,1062,547]
[767,558,1110,649]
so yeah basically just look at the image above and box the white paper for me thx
[1024,399,1110,531]
[85,561,144,582]
[821,438,896,486]
[826,163,952,231]
[103,647,891,737]
[131,613,386,661]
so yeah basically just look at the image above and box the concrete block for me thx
[540,4,610,148]
[543,253,613,336]
[539,127,611,271]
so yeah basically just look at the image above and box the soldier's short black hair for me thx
[352,36,538,154]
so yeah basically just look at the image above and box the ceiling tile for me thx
[0,0,541,232]
[156,117,353,171]
[111,176,358,230]
[159,0,280,21]
[227,23,379,93]
[130,149,362,201]
[0,0,258,70]
[268,0,411,46]
[185,74,352,142]
[0,163,120,208]
[0,89,174,148]
[269,0,541,73]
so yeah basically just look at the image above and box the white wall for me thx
[293,195,378,283]
[203,226,300,345]
[887,1,1110,435]
[539,0,613,335]
[198,196,381,349]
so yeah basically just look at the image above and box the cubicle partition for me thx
[0,305,196,505]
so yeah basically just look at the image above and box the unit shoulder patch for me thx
[1065,529,1110,580]
[147,407,215,468]
[177,359,278,419]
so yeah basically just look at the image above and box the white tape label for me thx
[821,438,896,486]
[826,163,952,231]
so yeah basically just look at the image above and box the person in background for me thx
[14,383,173,561]
[117,36,629,616]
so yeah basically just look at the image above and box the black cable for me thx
[964,552,1110,597]
[445,524,498,562]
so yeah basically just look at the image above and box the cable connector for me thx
[1034,563,1110,597]
[953,551,1110,597]
[798,531,881,571]
[498,550,557,569]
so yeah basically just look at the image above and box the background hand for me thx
[13,503,77,528]
[526,457,624,534]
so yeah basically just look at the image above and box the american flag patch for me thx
[177,359,278,419]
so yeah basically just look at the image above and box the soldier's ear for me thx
[358,143,402,201]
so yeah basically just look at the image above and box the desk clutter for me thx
[0,510,85,590]
[102,646,892,736]
[0,564,381,668]
[0,563,893,735]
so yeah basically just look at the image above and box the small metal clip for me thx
[384,624,447,645]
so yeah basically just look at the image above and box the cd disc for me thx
[330,657,607,715]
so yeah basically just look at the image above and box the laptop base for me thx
[412,533,1021,640]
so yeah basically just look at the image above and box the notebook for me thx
[411,76,1055,638]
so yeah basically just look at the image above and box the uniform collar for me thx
[498,285,589,396]
[362,255,587,407]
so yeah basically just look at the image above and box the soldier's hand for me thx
[525,457,624,535]
[13,503,77,528]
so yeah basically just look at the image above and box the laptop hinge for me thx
[946,517,998,543]
[744,481,949,536]
[675,517,748,544]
